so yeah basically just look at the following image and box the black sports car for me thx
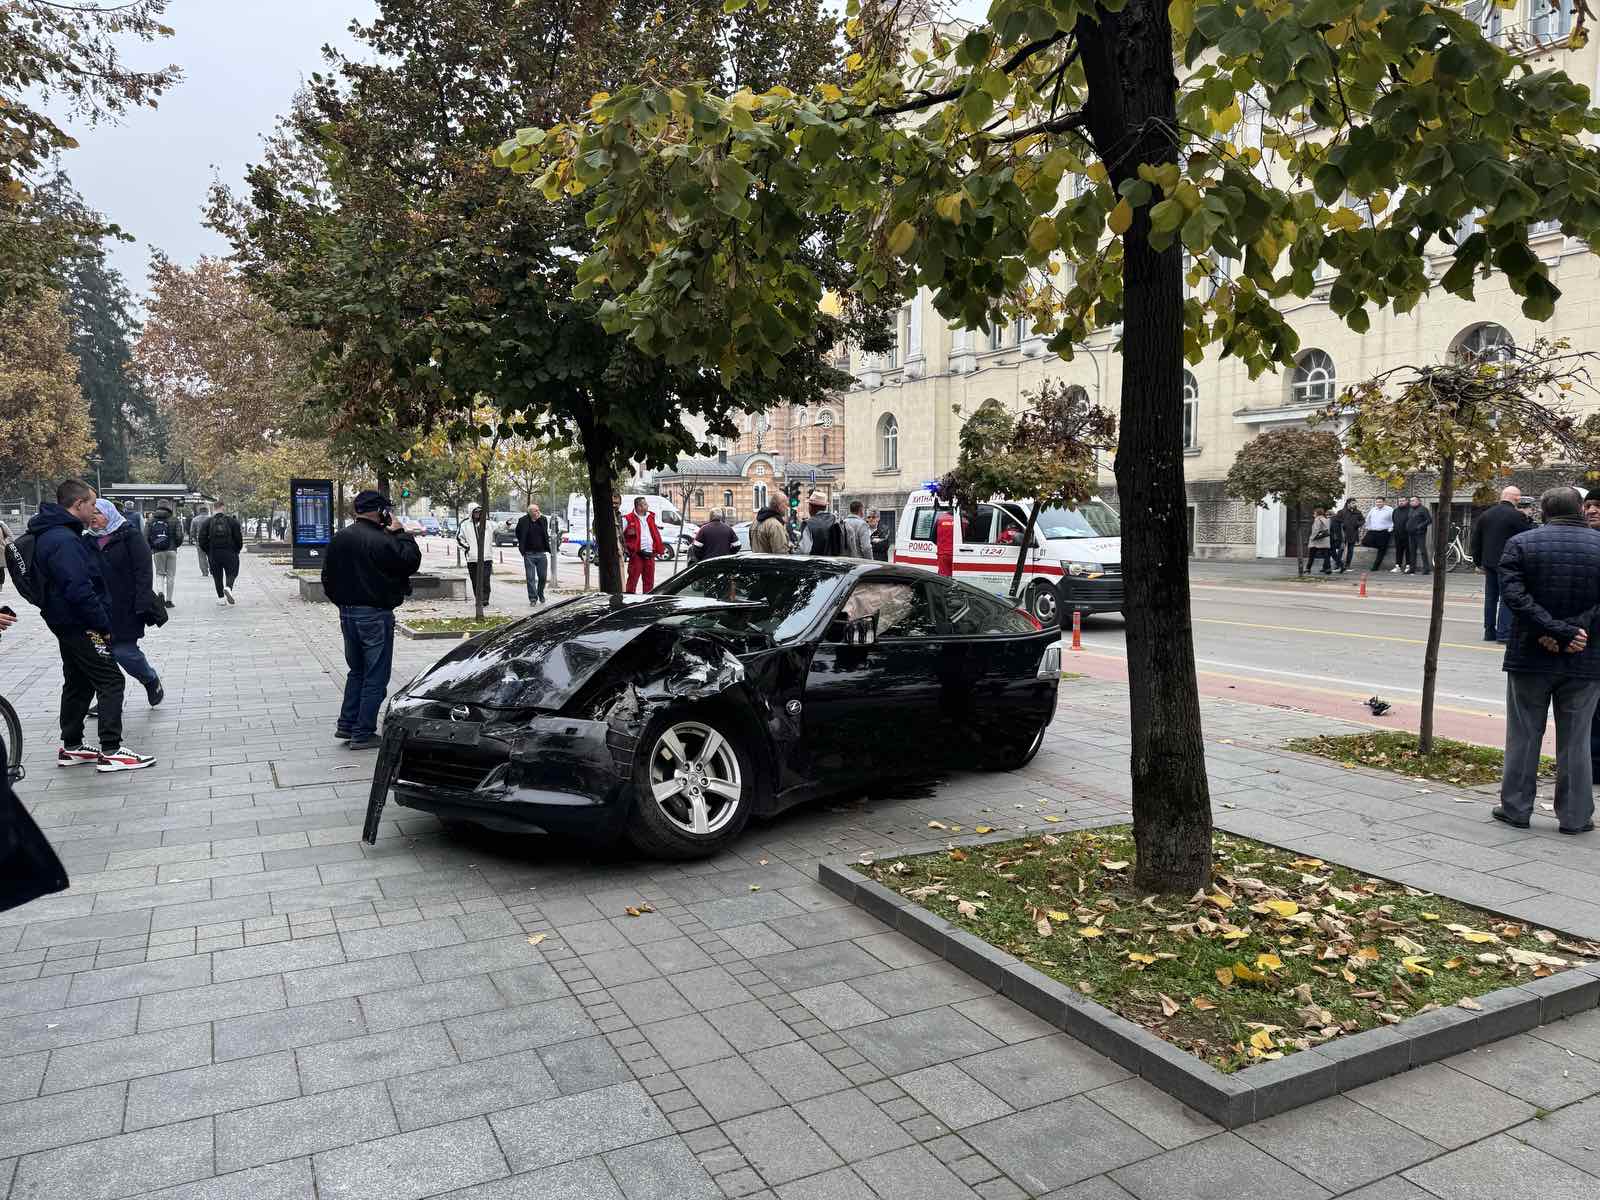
[362,556,1062,858]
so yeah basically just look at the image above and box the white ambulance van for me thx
[891,490,1122,625]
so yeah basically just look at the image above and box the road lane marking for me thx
[1191,616,1502,654]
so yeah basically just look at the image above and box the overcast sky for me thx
[59,1,377,298]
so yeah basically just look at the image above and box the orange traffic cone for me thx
[1071,609,1083,651]
[1359,572,1368,598]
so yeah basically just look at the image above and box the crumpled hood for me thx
[27,503,84,538]
[406,592,765,710]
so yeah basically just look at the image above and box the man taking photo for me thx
[28,479,155,773]
[321,490,422,750]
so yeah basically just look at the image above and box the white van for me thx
[561,492,696,561]
[892,489,1122,624]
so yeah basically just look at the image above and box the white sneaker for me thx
[1390,567,1401,573]
[216,597,229,607]
[96,746,156,773]
[224,586,235,605]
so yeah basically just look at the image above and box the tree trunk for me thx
[576,417,622,594]
[1008,496,1044,604]
[1419,457,1455,753]
[474,467,489,621]
[1079,4,1212,894]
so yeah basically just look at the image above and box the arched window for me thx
[1064,384,1090,407]
[815,410,835,427]
[1456,323,1515,364]
[821,433,830,460]
[878,414,899,471]
[1182,372,1199,450]
[753,483,767,511]
[1291,350,1336,405]
[723,489,734,509]
[694,490,705,507]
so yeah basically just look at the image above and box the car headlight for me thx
[1063,560,1096,577]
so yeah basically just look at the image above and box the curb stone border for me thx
[817,836,1600,1129]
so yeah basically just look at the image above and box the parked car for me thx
[419,516,441,536]
[361,557,1059,858]
[400,517,425,535]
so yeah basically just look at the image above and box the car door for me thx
[799,576,952,782]
[934,579,1060,753]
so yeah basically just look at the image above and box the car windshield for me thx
[657,561,851,642]
[1035,501,1120,539]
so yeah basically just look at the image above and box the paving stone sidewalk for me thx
[2,562,1599,1200]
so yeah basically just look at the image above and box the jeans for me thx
[152,550,178,601]
[1484,567,1513,640]
[111,640,160,690]
[522,551,548,604]
[1501,672,1600,829]
[196,544,209,576]
[57,630,124,752]
[337,606,395,739]
[1337,538,1356,570]
[210,552,239,598]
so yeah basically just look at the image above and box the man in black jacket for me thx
[198,501,244,607]
[691,509,739,561]
[515,503,552,604]
[1391,497,1412,574]
[1471,486,1533,642]
[1406,497,1433,576]
[1333,500,1363,573]
[1495,487,1600,833]
[320,490,423,749]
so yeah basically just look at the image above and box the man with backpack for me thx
[198,500,244,607]
[19,479,155,773]
[797,491,843,555]
[145,504,184,606]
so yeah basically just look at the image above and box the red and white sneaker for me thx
[96,747,156,773]
[58,745,100,767]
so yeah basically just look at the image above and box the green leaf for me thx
[1313,163,1346,205]
[1149,199,1185,235]
[722,0,749,11]
[887,221,917,257]
[1027,217,1059,254]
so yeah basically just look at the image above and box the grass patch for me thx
[1285,731,1553,787]
[1060,672,1087,681]
[404,616,514,635]
[859,828,1597,1073]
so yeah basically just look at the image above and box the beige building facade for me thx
[838,10,1600,556]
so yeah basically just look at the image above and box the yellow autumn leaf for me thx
[1101,860,1129,871]
[1047,910,1071,922]
[1211,101,1242,133]
[1260,900,1299,919]
[1128,952,1157,965]
[1215,966,1235,988]
[1401,955,1434,976]
[1108,198,1133,236]
[1249,1029,1275,1051]
[1420,913,1440,921]
[1042,815,1061,823]
[1086,162,1108,183]
[948,848,967,862]
[1355,946,1380,961]
[526,933,547,945]
[1443,956,1465,969]
[1221,927,1249,941]
[934,193,964,223]
[1256,953,1283,972]
[1078,926,1104,938]
[975,826,993,834]
[1206,892,1234,910]
[1232,961,1268,985]
[887,222,917,257]
[589,91,611,110]
[1192,996,1217,1010]
[818,82,843,103]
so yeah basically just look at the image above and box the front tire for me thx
[985,718,1049,772]
[626,711,753,858]
[1025,580,1059,627]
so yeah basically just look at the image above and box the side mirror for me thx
[844,614,878,646]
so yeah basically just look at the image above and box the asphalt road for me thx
[1066,566,1523,746]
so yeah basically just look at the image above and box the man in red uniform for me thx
[934,508,955,578]
[623,497,665,593]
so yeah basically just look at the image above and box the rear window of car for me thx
[943,584,1038,636]
[909,507,937,539]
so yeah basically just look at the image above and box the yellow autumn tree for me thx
[0,290,93,488]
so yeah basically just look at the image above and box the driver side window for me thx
[839,580,939,639]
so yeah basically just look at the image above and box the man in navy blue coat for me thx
[27,480,155,773]
[1495,487,1600,833]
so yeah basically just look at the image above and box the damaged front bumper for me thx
[362,707,636,841]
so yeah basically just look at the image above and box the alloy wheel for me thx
[1030,582,1058,625]
[648,720,743,836]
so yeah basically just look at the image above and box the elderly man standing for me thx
[1472,486,1534,642]
[1494,487,1600,834]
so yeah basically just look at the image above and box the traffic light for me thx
[786,482,801,510]
[400,486,412,498]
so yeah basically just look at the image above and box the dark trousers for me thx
[1369,530,1393,570]
[522,551,548,604]
[209,551,239,597]
[1484,567,1513,641]
[1502,672,1600,829]
[1393,529,1410,569]
[1337,538,1356,570]
[57,630,124,752]
[466,561,491,605]
[337,606,395,739]
[1307,547,1331,573]
[1409,530,1432,575]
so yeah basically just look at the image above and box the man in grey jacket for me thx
[842,501,873,559]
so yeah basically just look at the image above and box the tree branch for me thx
[878,32,1071,117]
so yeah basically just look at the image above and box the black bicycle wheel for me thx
[0,696,23,784]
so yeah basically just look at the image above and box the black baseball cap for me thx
[354,490,391,513]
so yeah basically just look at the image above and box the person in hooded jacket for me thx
[750,504,789,554]
[87,499,164,707]
[797,491,843,555]
[145,503,184,606]
[28,479,155,772]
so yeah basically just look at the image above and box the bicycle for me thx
[1444,524,1471,572]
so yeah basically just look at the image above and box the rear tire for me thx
[984,718,1048,772]
[626,709,753,859]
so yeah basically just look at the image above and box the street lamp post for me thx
[87,455,103,492]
